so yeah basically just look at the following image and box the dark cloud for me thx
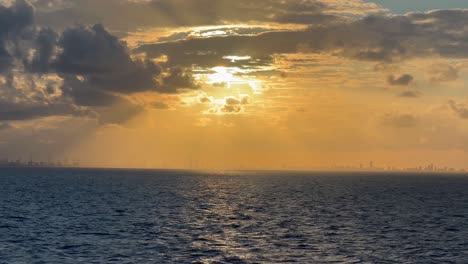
[406,10,468,58]
[0,0,34,36]
[136,30,313,67]
[448,100,468,119]
[49,24,197,99]
[161,67,198,93]
[56,25,144,74]
[0,0,34,72]
[0,1,199,123]
[25,27,58,72]
[387,74,413,86]
[54,24,161,93]
[60,75,123,107]
[399,91,421,98]
[137,15,411,66]
[137,9,468,68]
[0,100,85,121]
[137,17,412,67]
[58,76,144,124]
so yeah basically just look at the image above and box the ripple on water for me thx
[1,169,468,263]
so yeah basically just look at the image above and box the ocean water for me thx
[1,169,468,263]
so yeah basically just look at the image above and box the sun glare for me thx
[206,67,240,88]
[222,55,252,62]
[203,66,264,94]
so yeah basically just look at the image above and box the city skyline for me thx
[1,155,466,174]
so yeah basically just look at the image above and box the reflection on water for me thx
[1,168,468,263]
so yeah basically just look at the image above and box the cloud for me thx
[4,0,468,128]
[429,64,459,83]
[382,112,419,128]
[0,0,34,73]
[0,1,200,123]
[29,0,382,31]
[406,10,468,58]
[53,24,162,94]
[0,0,34,34]
[225,97,241,106]
[152,102,169,110]
[25,28,58,73]
[0,122,12,130]
[136,29,317,67]
[448,100,468,119]
[220,95,250,113]
[399,90,421,98]
[161,67,198,93]
[387,74,413,86]
[137,9,468,70]
[275,13,340,25]
[199,95,212,104]
[60,75,125,107]
[157,27,283,43]
[26,24,199,97]
[0,100,85,121]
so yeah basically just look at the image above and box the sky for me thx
[368,0,468,14]
[1,0,468,170]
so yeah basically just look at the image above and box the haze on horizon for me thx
[1,0,468,170]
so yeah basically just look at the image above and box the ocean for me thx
[1,168,467,263]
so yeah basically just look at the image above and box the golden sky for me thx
[1,0,468,170]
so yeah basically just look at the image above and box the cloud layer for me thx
[27,0,383,31]
[0,0,198,124]
[137,9,468,70]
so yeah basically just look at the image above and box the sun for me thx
[206,67,240,88]
[202,66,264,94]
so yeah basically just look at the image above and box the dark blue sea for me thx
[1,168,468,263]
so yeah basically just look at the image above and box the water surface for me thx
[1,168,468,263]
